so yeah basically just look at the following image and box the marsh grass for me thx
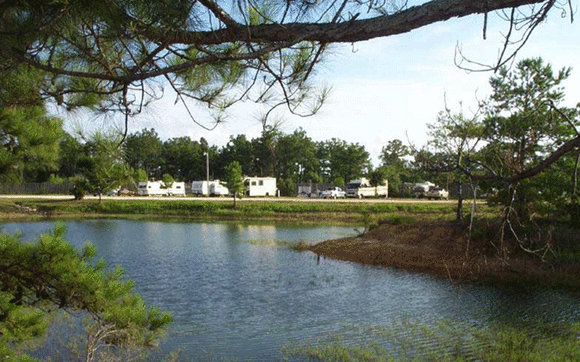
[282,320,580,362]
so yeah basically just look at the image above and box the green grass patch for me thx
[0,198,479,225]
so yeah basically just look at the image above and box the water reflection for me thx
[1,220,579,361]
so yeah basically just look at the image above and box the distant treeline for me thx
[43,127,428,196]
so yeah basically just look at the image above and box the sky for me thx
[59,4,580,167]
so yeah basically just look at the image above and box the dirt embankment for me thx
[308,221,580,288]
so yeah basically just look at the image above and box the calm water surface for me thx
[2,220,579,361]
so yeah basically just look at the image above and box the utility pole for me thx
[205,151,210,196]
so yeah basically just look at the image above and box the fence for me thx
[0,183,73,195]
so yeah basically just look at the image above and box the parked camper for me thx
[191,181,209,196]
[167,182,186,196]
[137,181,185,196]
[138,181,164,196]
[413,182,436,198]
[244,177,277,197]
[210,181,229,196]
[346,178,388,198]
[191,180,230,196]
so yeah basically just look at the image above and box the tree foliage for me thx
[0,0,571,128]
[124,129,163,179]
[224,161,245,207]
[0,68,64,183]
[378,139,411,196]
[0,224,173,361]
[423,57,580,257]
[85,132,133,200]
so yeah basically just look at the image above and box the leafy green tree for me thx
[276,128,320,195]
[161,173,175,188]
[124,129,163,179]
[0,224,172,361]
[132,168,149,183]
[161,136,205,181]
[89,133,133,200]
[320,139,371,184]
[57,133,91,179]
[0,68,64,183]
[216,134,254,177]
[378,139,412,196]
[379,139,409,170]
[252,124,283,177]
[224,161,245,208]
[369,168,388,195]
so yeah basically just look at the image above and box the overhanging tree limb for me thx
[156,0,550,45]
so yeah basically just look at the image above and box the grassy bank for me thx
[0,197,480,224]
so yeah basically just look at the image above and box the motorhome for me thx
[137,181,186,196]
[244,177,277,197]
[191,180,229,196]
[345,178,388,198]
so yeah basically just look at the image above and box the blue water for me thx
[2,220,579,361]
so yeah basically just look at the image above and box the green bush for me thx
[70,177,91,200]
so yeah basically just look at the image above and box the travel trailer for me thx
[137,181,186,196]
[191,180,229,196]
[244,177,277,197]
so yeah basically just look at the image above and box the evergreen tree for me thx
[0,68,64,183]
[0,224,173,361]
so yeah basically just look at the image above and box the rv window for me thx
[176,186,181,189]
[259,180,264,186]
[251,181,257,186]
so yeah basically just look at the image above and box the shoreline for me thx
[1,196,578,292]
[308,221,580,292]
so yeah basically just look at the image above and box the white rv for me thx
[137,181,185,196]
[244,177,277,197]
[210,181,229,196]
[191,181,209,196]
[345,178,388,198]
[167,182,186,196]
[191,180,229,196]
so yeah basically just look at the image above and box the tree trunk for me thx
[456,181,463,223]
[574,150,580,196]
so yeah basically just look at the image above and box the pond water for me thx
[2,220,579,361]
